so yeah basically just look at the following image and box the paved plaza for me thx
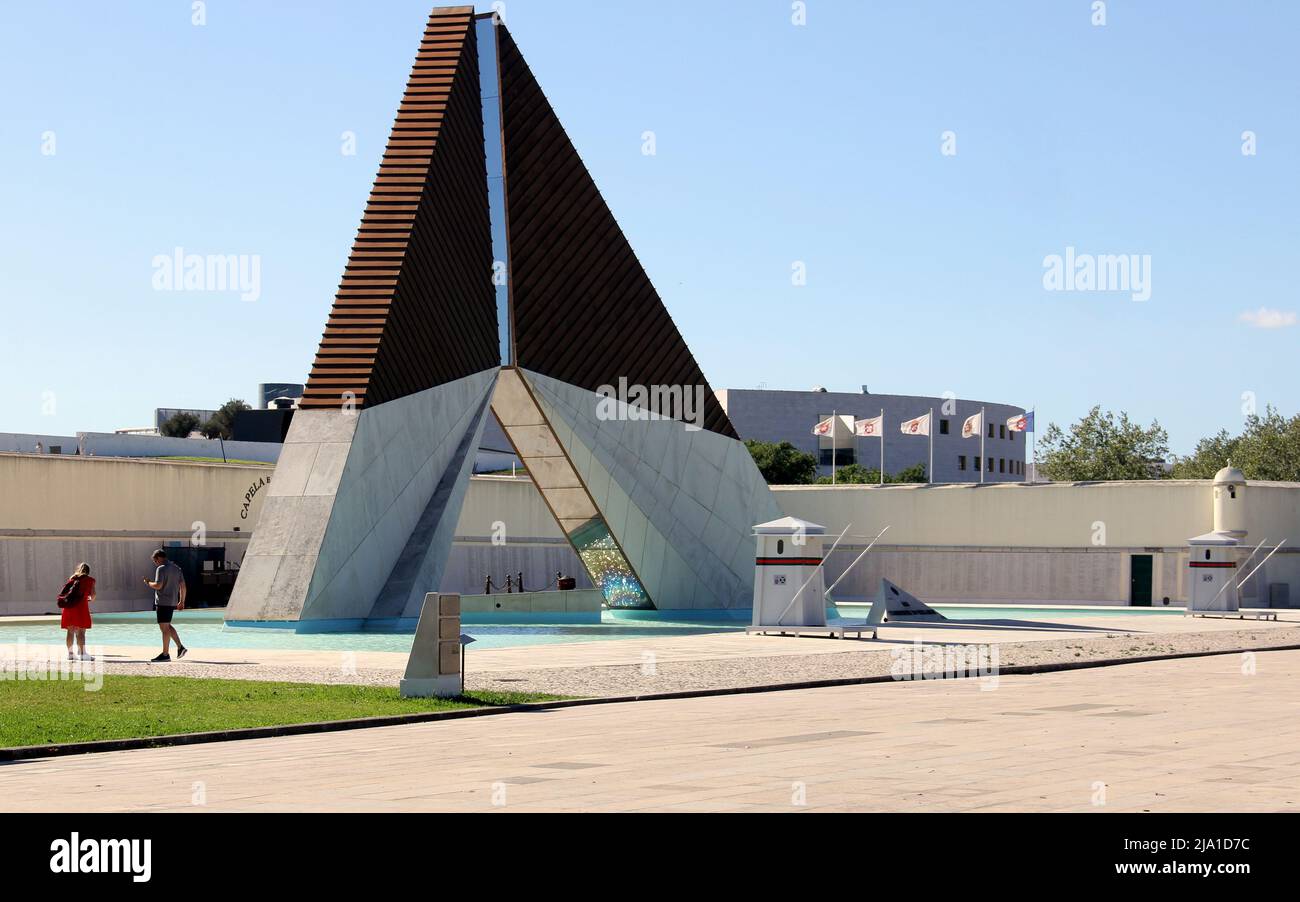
[3,649,1298,812]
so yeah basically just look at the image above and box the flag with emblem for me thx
[900,412,930,436]
[854,415,883,437]
[1007,411,1034,433]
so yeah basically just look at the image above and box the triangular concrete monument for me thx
[876,578,947,621]
[226,6,781,625]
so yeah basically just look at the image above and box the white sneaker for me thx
[79,653,95,662]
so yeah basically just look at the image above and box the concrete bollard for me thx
[399,593,462,698]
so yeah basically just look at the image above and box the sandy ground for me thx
[4,614,1298,698]
[470,625,1300,696]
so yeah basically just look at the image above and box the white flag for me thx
[854,415,883,437]
[961,412,983,439]
[900,412,930,436]
[811,416,835,437]
[1007,412,1034,433]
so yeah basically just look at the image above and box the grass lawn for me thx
[0,676,565,748]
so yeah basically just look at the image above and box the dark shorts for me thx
[155,605,175,624]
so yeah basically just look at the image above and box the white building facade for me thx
[716,388,1028,483]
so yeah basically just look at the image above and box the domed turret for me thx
[1212,463,1247,539]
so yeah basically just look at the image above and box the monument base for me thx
[399,676,462,699]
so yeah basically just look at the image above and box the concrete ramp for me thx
[877,578,947,621]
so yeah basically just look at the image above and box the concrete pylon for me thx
[225,371,497,628]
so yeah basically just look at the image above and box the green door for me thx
[1130,554,1153,606]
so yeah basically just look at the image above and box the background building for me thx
[4,452,1297,616]
[257,383,305,408]
[717,388,1027,482]
[153,407,218,432]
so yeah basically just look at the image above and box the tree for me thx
[745,440,817,485]
[816,463,879,485]
[159,411,202,438]
[202,399,252,441]
[815,462,927,485]
[1169,429,1238,480]
[889,462,928,483]
[1171,407,1300,481]
[1035,406,1169,482]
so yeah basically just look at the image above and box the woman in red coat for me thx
[59,563,96,661]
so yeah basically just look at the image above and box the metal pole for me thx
[879,407,885,485]
[1236,540,1287,595]
[831,409,837,485]
[824,526,891,597]
[928,408,933,484]
[1237,537,1270,576]
[775,523,852,626]
[1028,406,1034,482]
[980,407,986,484]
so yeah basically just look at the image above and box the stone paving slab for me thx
[3,650,1298,812]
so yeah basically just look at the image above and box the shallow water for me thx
[4,604,1180,653]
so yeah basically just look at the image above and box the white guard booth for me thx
[751,516,828,628]
[1187,531,1240,613]
[747,517,877,638]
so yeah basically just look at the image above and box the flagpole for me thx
[928,407,933,484]
[1029,406,1035,483]
[980,406,986,484]
[831,409,836,486]
[879,407,884,485]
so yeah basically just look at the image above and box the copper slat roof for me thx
[497,26,737,438]
[300,6,736,438]
[300,5,497,410]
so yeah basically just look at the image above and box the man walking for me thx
[143,549,188,662]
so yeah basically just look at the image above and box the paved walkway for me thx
[3,611,1296,695]
[3,650,1298,812]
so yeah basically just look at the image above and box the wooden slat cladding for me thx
[496,26,737,439]
[300,6,498,410]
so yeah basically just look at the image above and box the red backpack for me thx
[57,577,84,609]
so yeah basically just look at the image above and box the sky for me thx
[0,0,1295,454]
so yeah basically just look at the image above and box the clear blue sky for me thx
[1,1,1295,453]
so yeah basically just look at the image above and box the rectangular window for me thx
[975,456,981,471]
[987,424,994,438]
[1009,430,1015,442]
[816,414,853,467]
[940,419,950,435]
[988,457,993,472]
[820,448,856,467]
[999,458,1005,473]
[958,455,967,471]
[999,424,1006,439]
